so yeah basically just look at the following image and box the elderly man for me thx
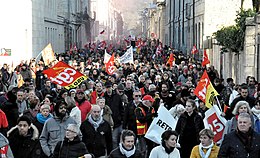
[218,113,260,158]
[80,105,112,158]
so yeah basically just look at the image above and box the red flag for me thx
[166,53,175,67]
[43,61,88,89]
[194,70,210,102]
[202,50,210,67]
[191,45,199,54]
[100,30,105,34]
[106,53,115,75]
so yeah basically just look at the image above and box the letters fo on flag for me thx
[145,106,177,144]
[41,43,56,65]
[43,61,88,89]
[203,105,227,143]
[205,82,219,108]
[194,70,210,102]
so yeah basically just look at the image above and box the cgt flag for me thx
[202,49,210,67]
[43,61,88,89]
[166,53,175,67]
[106,53,115,75]
[194,70,210,102]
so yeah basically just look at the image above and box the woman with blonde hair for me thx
[190,129,219,158]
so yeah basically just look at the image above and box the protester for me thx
[135,95,157,157]
[149,130,180,158]
[75,89,92,122]
[40,100,77,158]
[96,96,114,127]
[65,96,82,126]
[80,105,113,158]
[218,113,260,157]
[34,103,53,134]
[109,129,142,158]
[175,99,204,158]
[53,124,94,158]
[190,129,219,158]
[7,115,41,158]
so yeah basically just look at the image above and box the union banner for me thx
[43,61,88,89]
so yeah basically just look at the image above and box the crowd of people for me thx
[0,39,260,158]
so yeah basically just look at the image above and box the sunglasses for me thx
[135,95,142,97]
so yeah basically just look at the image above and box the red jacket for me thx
[90,91,104,104]
[76,100,92,122]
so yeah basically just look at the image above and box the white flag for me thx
[119,46,134,64]
[145,106,176,144]
[203,105,227,143]
[103,49,111,64]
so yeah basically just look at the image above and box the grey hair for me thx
[238,112,251,121]
[148,84,156,91]
[232,101,251,115]
[67,124,80,135]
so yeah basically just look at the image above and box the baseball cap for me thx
[142,95,155,102]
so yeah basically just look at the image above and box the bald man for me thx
[80,105,112,158]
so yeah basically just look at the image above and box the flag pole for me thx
[215,96,222,112]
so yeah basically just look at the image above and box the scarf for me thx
[119,143,136,158]
[235,128,253,153]
[88,115,103,131]
[251,107,260,119]
[36,113,53,124]
[162,141,175,154]
[199,142,214,158]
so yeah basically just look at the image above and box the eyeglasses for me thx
[135,95,142,97]
[59,106,66,109]
[66,129,77,133]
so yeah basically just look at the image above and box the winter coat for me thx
[102,105,114,127]
[0,92,19,129]
[190,144,219,158]
[109,147,142,158]
[53,136,90,158]
[175,112,204,158]
[0,133,13,158]
[149,145,180,158]
[7,124,41,158]
[104,91,124,128]
[218,130,260,158]
[39,114,77,157]
[80,118,112,157]
[75,99,92,122]
[123,101,139,136]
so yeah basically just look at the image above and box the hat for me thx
[142,95,155,102]
[40,104,51,111]
[105,81,112,88]
[117,83,125,90]
[69,89,76,93]
[76,89,84,94]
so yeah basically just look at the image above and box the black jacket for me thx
[123,101,139,136]
[104,91,124,128]
[53,136,92,158]
[80,118,112,157]
[7,126,41,158]
[109,147,142,158]
[218,130,260,158]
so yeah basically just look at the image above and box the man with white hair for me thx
[218,113,260,157]
[80,105,112,158]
